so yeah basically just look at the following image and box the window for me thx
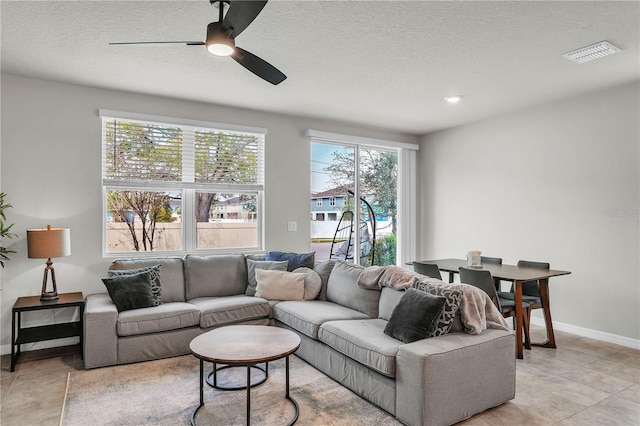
[309,130,418,266]
[101,110,265,255]
[316,198,323,207]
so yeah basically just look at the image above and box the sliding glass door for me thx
[311,141,398,266]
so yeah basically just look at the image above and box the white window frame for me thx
[101,109,266,257]
[306,129,418,266]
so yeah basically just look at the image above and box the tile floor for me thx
[1,324,639,425]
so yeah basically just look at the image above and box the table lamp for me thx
[27,225,71,301]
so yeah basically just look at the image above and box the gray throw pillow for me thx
[265,251,315,271]
[413,278,463,337]
[108,264,162,306]
[245,259,289,296]
[292,267,322,300]
[384,288,446,344]
[102,271,155,312]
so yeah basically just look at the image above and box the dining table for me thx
[413,258,571,359]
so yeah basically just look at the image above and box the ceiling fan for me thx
[110,0,286,85]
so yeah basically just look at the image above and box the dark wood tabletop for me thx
[414,259,571,359]
[417,258,571,282]
[13,292,85,311]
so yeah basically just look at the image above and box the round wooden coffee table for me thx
[189,325,301,426]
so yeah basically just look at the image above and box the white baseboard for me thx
[530,317,640,350]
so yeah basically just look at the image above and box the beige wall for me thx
[0,74,416,353]
[418,81,640,343]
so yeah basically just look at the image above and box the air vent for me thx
[563,41,621,64]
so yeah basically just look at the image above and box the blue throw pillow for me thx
[265,251,315,272]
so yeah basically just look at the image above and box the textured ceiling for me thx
[1,1,639,134]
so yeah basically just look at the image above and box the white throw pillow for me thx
[255,269,305,300]
[292,267,322,300]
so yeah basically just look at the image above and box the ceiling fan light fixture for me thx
[206,22,235,56]
[207,41,234,56]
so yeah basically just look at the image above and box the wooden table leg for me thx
[533,278,557,348]
[514,280,524,359]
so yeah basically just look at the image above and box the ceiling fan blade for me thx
[223,0,268,38]
[109,41,205,46]
[231,46,286,85]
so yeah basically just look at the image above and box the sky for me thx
[310,142,353,193]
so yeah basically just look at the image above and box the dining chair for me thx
[499,260,551,338]
[412,261,443,280]
[480,256,502,265]
[459,266,531,348]
[480,256,503,291]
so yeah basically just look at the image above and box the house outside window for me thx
[309,130,418,266]
[101,110,265,255]
[317,199,323,207]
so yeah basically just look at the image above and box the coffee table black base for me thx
[191,357,299,426]
[206,362,268,390]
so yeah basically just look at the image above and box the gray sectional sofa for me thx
[84,253,515,426]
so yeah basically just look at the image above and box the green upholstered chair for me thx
[480,256,503,291]
[412,261,443,280]
[499,260,551,343]
[460,266,531,348]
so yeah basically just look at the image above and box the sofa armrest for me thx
[395,329,515,426]
[83,293,119,369]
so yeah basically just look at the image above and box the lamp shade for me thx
[27,225,71,259]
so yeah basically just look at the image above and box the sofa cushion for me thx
[273,300,370,339]
[413,278,464,337]
[185,254,248,300]
[188,295,270,329]
[102,271,155,312]
[265,251,315,271]
[319,318,402,377]
[384,288,446,344]
[116,302,200,336]
[245,259,289,296]
[327,261,380,318]
[314,260,336,301]
[109,257,185,303]
[378,287,405,321]
[108,264,162,306]
[255,269,305,300]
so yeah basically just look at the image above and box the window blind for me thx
[102,116,264,191]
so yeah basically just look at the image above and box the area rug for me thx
[60,355,401,425]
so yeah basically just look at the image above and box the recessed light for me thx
[444,95,463,104]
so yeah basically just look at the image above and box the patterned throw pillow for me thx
[108,264,162,306]
[413,278,462,337]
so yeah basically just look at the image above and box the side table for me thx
[11,292,85,372]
